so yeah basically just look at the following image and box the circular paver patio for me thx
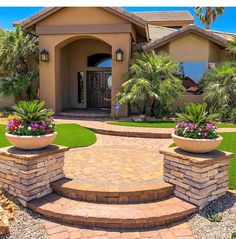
[64,134,172,186]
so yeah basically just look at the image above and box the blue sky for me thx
[1,7,236,33]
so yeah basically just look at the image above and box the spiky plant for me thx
[116,51,185,114]
[195,7,224,30]
[208,212,222,222]
[177,103,218,127]
[13,100,54,123]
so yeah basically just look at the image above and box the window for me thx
[87,53,112,67]
[179,62,208,83]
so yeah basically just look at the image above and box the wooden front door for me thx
[87,71,111,108]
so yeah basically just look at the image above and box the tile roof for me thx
[13,7,147,29]
[148,25,177,41]
[133,11,194,22]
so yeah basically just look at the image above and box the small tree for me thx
[0,27,39,101]
[200,61,236,110]
[195,7,224,30]
[116,51,185,116]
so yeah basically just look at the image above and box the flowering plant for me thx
[7,116,55,136]
[6,100,55,136]
[175,103,219,139]
[174,121,218,139]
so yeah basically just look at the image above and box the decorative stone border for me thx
[0,145,68,206]
[160,147,233,209]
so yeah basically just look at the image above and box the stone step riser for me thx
[27,194,197,230]
[51,183,174,204]
[28,202,195,229]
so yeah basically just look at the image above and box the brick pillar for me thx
[160,147,233,209]
[0,145,68,206]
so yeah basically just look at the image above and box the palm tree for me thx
[116,51,185,115]
[0,27,39,100]
[200,61,236,110]
[195,7,224,30]
[226,36,236,55]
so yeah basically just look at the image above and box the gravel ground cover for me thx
[0,191,47,239]
[189,192,236,239]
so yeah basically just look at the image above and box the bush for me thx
[230,108,236,124]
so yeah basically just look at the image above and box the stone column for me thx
[160,147,233,209]
[0,145,68,206]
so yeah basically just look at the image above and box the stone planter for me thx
[5,132,57,150]
[171,133,223,153]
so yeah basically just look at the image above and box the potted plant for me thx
[172,103,223,153]
[5,100,56,150]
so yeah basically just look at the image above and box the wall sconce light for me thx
[116,48,123,61]
[40,49,49,62]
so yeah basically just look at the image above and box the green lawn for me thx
[108,121,236,128]
[0,123,96,148]
[218,132,236,189]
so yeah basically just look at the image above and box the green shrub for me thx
[230,108,236,124]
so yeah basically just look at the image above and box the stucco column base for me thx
[160,147,233,209]
[0,145,68,206]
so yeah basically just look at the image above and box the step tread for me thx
[51,178,174,194]
[43,219,195,239]
[28,193,197,229]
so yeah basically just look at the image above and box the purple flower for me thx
[7,120,14,128]
[206,123,214,130]
[188,123,195,131]
[181,122,188,127]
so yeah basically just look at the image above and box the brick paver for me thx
[28,193,196,229]
[43,219,196,239]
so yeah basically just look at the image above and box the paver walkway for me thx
[40,129,196,238]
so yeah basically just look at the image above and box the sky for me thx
[0,7,236,33]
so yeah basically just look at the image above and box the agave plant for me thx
[177,103,218,127]
[13,100,54,123]
[208,212,222,222]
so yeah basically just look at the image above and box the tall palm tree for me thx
[195,7,224,30]
[200,61,236,110]
[116,51,185,115]
[0,27,38,100]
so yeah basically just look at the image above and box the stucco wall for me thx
[38,8,128,26]
[169,33,210,62]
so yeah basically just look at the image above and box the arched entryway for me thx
[59,37,112,112]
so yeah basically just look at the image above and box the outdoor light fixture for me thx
[116,48,123,61]
[40,49,49,62]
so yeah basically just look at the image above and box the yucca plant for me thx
[13,100,54,123]
[177,103,218,127]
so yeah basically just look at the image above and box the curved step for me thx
[51,179,174,204]
[27,193,197,229]
[86,127,172,139]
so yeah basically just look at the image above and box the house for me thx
[14,7,235,116]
